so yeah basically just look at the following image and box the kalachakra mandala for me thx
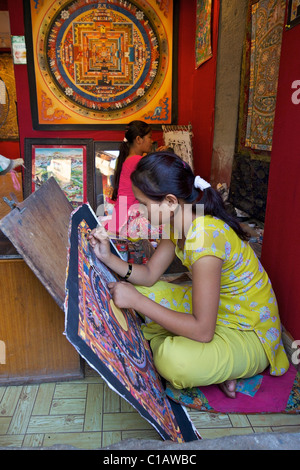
[29,0,174,126]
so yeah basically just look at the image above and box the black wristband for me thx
[123,263,133,280]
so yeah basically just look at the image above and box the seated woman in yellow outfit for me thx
[88,152,289,398]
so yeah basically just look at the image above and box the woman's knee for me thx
[151,334,222,389]
[151,335,193,388]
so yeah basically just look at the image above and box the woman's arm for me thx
[109,255,222,343]
[88,227,175,287]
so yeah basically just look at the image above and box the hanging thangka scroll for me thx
[162,124,194,170]
[24,0,177,129]
[244,0,286,152]
[236,0,286,161]
[195,0,213,68]
[0,54,19,140]
[64,203,200,442]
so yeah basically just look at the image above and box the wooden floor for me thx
[1,363,300,449]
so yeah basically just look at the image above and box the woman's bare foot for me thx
[219,379,237,398]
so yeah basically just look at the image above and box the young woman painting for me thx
[90,152,289,398]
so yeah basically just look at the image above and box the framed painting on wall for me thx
[23,0,178,130]
[0,54,19,140]
[24,138,95,209]
[0,11,11,50]
[195,0,213,68]
[286,0,300,29]
[94,141,120,217]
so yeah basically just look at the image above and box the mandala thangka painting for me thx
[24,0,177,128]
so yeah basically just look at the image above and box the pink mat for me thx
[198,365,297,413]
[166,364,300,414]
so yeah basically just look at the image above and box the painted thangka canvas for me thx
[162,124,194,170]
[24,0,176,128]
[195,0,213,68]
[245,0,286,152]
[286,0,300,29]
[0,54,19,140]
[64,204,200,442]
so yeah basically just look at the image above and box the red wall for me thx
[5,0,219,181]
[0,141,20,159]
[176,0,220,180]
[261,22,300,340]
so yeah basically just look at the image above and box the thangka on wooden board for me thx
[64,203,200,442]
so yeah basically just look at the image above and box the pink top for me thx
[106,155,143,235]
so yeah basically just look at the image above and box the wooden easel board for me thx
[0,177,73,309]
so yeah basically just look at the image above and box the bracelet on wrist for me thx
[123,263,133,280]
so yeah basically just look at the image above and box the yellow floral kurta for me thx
[173,216,288,376]
[139,216,289,383]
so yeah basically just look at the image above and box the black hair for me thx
[112,120,152,201]
[130,152,249,241]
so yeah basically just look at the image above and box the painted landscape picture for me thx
[32,146,86,206]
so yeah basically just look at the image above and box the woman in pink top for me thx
[105,121,153,236]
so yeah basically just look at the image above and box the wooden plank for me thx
[8,385,39,435]
[0,259,83,384]
[0,177,73,309]
[84,384,103,432]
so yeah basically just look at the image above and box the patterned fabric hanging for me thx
[162,124,194,170]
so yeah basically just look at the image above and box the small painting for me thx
[286,0,300,29]
[24,138,95,208]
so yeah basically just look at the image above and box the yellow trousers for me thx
[136,281,269,389]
